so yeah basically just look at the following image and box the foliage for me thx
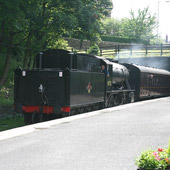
[48,38,68,50]
[102,7,157,43]
[135,148,170,170]
[167,138,170,156]
[0,0,112,88]
[101,18,121,36]
[71,0,112,43]
[0,117,24,131]
[87,44,100,55]
[101,35,148,44]
[0,87,13,107]
[126,7,157,41]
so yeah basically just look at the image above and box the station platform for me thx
[0,97,170,170]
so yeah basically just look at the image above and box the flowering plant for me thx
[135,139,170,170]
[135,148,170,169]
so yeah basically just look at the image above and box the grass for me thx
[0,117,25,132]
[0,86,25,132]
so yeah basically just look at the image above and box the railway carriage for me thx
[123,64,170,101]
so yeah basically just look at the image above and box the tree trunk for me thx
[0,21,5,51]
[23,49,30,69]
[0,21,5,52]
[23,33,32,69]
[27,50,33,69]
[0,33,13,87]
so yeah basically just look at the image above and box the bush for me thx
[135,148,170,170]
[0,87,13,107]
[101,35,148,44]
[87,44,100,55]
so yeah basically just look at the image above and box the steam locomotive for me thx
[14,49,170,124]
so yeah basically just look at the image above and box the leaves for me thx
[136,148,169,170]
[0,0,113,86]
[127,7,157,40]
[102,7,157,42]
[167,138,170,156]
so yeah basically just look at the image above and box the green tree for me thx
[125,7,157,40]
[71,0,112,47]
[102,7,157,42]
[0,0,26,87]
[120,7,157,41]
[0,0,113,87]
[101,18,121,36]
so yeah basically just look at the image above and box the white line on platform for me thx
[0,97,169,141]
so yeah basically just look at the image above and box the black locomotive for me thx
[14,49,170,124]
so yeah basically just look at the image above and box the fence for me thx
[71,44,170,58]
[100,44,170,58]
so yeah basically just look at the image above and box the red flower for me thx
[158,148,164,152]
[165,158,169,162]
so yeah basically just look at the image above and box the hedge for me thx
[101,35,148,44]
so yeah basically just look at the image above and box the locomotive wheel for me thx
[91,105,95,111]
[62,112,70,117]
[107,95,114,107]
[107,94,124,107]
[85,106,92,112]
[113,94,123,106]
[99,102,105,109]
[77,107,85,114]
[113,95,119,106]
[70,109,77,116]
[32,113,40,124]
[94,104,100,111]
[24,113,33,125]
[129,92,135,103]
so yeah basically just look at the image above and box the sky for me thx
[111,0,170,40]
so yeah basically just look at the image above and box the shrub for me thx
[101,35,148,44]
[0,87,13,107]
[135,148,170,170]
[87,44,100,55]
